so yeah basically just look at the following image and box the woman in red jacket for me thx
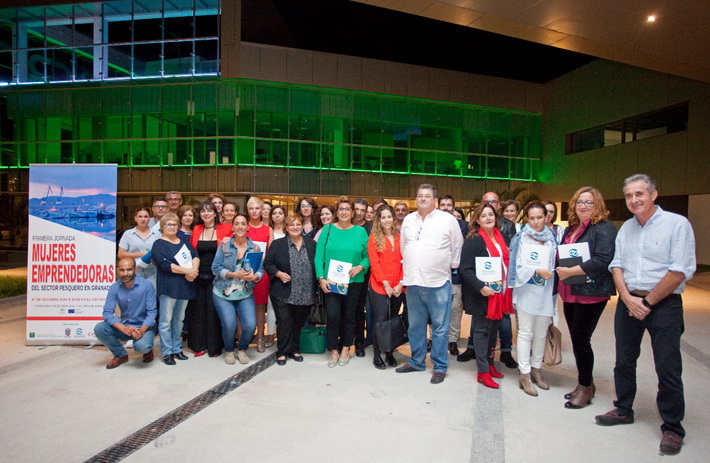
[367,205,405,370]
[187,201,233,357]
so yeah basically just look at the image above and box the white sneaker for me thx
[125,340,133,349]
[224,351,236,365]
[236,350,250,364]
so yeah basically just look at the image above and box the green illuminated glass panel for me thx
[0,79,540,182]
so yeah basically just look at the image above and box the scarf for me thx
[478,227,513,319]
[508,224,556,288]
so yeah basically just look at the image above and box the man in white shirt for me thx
[396,184,463,384]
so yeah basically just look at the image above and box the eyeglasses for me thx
[575,200,594,207]
[483,200,499,205]
[166,198,181,202]
[300,204,313,209]
[154,205,167,209]
[338,207,352,212]
[164,223,178,228]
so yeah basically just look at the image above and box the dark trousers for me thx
[325,283,363,351]
[498,314,512,352]
[354,270,371,348]
[272,297,310,357]
[472,312,501,373]
[613,295,685,437]
[563,300,608,386]
[187,277,224,356]
[368,287,405,357]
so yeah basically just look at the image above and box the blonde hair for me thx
[159,213,179,231]
[246,196,264,209]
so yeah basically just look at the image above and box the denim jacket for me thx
[212,237,264,298]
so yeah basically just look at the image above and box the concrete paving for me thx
[1,279,709,463]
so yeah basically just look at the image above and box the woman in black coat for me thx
[264,213,318,365]
[460,204,513,389]
[555,186,617,409]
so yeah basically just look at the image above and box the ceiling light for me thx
[647,15,656,22]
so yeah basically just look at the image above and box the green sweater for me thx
[314,224,370,284]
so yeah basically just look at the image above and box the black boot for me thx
[385,352,397,367]
[373,355,386,370]
[500,351,518,368]
[456,348,476,362]
[448,342,460,356]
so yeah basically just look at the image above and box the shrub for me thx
[0,276,26,299]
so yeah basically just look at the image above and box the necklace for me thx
[202,225,216,241]
[385,234,395,251]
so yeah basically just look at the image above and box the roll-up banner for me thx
[26,164,117,345]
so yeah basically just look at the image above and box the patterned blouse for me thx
[287,235,315,306]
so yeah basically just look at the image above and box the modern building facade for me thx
[1,0,709,262]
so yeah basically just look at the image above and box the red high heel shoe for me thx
[477,372,500,389]
[489,365,505,378]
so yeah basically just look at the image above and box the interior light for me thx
[647,15,656,22]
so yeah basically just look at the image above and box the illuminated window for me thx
[1,80,540,181]
[0,0,220,85]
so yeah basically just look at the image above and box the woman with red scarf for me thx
[460,204,513,389]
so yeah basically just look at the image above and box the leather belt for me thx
[630,291,650,297]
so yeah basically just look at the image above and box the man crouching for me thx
[94,257,157,369]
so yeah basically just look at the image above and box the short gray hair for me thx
[623,174,656,194]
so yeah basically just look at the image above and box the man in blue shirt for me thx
[94,257,158,369]
[596,174,696,456]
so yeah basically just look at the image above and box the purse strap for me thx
[322,223,332,269]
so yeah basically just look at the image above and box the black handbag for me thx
[374,301,408,353]
[308,289,327,325]
[308,224,332,326]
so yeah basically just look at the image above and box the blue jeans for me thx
[405,282,452,373]
[212,293,256,352]
[158,295,188,357]
[94,321,155,357]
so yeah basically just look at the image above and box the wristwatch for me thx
[642,297,652,308]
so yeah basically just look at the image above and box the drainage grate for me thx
[85,352,276,462]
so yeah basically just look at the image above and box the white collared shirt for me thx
[401,208,463,287]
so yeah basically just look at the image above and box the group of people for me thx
[95,173,696,455]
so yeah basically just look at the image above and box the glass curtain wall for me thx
[0,0,220,85]
[1,79,540,181]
